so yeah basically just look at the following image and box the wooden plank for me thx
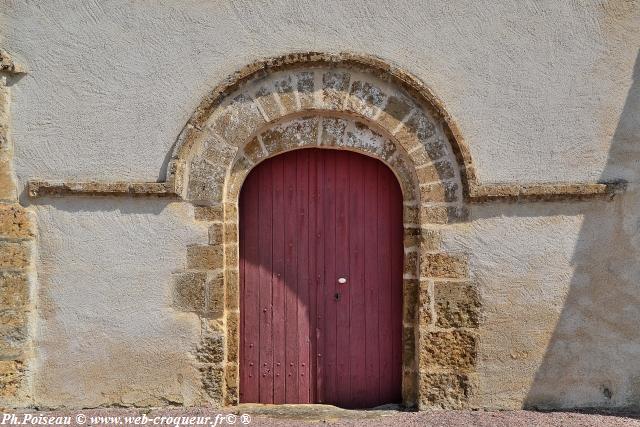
[390,167,404,402]
[258,162,274,402]
[283,151,299,402]
[308,150,319,403]
[271,156,286,403]
[335,150,351,406]
[348,154,366,408]
[377,164,394,404]
[315,150,326,403]
[296,150,311,403]
[240,166,260,403]
[363,157,380,407]
[322,150,338,405]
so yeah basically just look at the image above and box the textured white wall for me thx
[1,0,639,409]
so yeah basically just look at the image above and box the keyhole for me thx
[334,292,341,301]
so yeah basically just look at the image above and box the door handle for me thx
[338,277,347,284]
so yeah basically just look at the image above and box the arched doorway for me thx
[239,148,404,408]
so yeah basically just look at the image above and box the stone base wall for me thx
[0,61,35,407]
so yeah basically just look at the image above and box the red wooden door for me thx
[239,148,403,408]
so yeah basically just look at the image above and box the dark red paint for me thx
[239,148,403,408]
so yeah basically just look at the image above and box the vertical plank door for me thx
[239,148,403,408]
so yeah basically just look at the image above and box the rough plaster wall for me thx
[1,0,637,185]
[0,0,638,410]
[32,199,208,407]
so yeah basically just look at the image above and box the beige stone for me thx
[208,223,223,245]
[196,331,225,364]
[194,205,223,222]
[199,364,224,402]
[295,71,315,110]
[419,372,474,409]
[273,75,297,115]
[346,80,387,119]
[172,272,207,313]
[421,330,477,371]
[403,279,418,324]
[0,272,28,308]
[209,93,266,145]
[418,280,432,327]
[0,205,33,240]
[0,360,24,399]
[420,182,459,203]
[187,245,223,270]
[206,271,225,319]
[420,253,469,279]
[226,311,239,364]
[321,71,350,109]
[0,242,30,270]
[434,281,481,328]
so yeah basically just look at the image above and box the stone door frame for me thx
[171,53,480,409]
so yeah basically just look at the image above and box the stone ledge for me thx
[468,181,625,203]
[0,50,26,74]
[26,178,625,203]
[27,181,177,198]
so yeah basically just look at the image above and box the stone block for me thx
[296,71,315,110]
[419,372,474,409]
[376,95,415,134]
[197,330,225,364]
[403,326,416,368]
[226,311,239,363]
[206,271,225,319]
[402,369,418,408]
[199,364,224,403]
[0,272,28,308]
[420,253,468,279]
[225,270,239,310]
[209,93,266,145]
[187,245,223,270]
[403,251,418,276]
[420,181,459,203]
[227,157,252,200]
[274,75,297,115]
[418,280,432,327]
[321,71,350,109]
[0,360,24,399]
[172,272,207,313]
[420,206,468,225]
[404,227,441,251]
[186,158,225,203]
[224,362,239,405]
[244,137,267,164]
[253,85,281,120]
[319,117,348,146]
[194,205,223,222]
[346,80,387,119]
[416,160,455,184]
[0,205,33,240]
[208,223,223,245]
[225,244,238,270]
[434,281,481,328]
[224,223,238,243]
[261,117,319,155]
[0,310,27,356]
[403,279,418,324]
[0,242,30,270]
[200,133,237,165]
[421,330,477,371]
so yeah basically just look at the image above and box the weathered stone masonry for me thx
[0,50,34,407]
[22,52,624,409]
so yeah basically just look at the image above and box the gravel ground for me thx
[6,405,640,427]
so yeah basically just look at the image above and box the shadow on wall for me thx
[524,50,640,410]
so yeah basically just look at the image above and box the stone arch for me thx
[172,53,479,410]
